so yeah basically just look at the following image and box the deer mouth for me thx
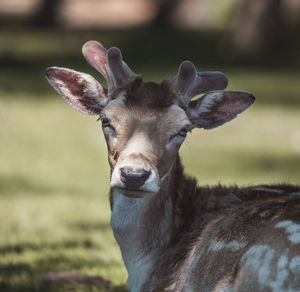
[116,187,154,198]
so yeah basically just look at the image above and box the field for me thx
[0,28,300,291]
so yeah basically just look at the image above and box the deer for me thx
[46,40,300,292]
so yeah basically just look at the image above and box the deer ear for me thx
[188,91,255,129]
[46,67,108,115]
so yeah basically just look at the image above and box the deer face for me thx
[46,41,254,197]
[100,85,191,196]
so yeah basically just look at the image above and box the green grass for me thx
[0,98,128,291]
[0,27,300,291]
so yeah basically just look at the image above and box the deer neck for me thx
[110,155,185,291]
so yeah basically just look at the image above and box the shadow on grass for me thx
[238,152,300,176]
[0,281,128,292]
[0,252,126,292]
[0,238,102,255]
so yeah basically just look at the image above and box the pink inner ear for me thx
[82,41,111,83]
[217,97,249,116]
[46,67,108,115]
[189,91,255,129]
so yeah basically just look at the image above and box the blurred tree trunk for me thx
[31,0,61,27]
[230,0,285,59]
[152,0,181,27]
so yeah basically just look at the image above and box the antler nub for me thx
[82,41,136,95]
[172,60,228,105]
[175,61,197,96]
[82,41,112,84]
[107,47,135,88]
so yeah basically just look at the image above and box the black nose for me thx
[120,167,151,189]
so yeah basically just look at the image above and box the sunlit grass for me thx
[0,97,127,291]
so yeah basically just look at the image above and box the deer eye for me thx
[100,117,117,137]
[177,127,188,138]
[101,117,111,128]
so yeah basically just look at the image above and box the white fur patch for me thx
[241,245,275,284]
[240,245,300,291]
[198,91,223,114]
[105,91,126,107]
[122,132,152,157]
[275,220,300,244]
[289,256,300,272]
[164,282,176,291]
[241,245,276,287]
[209,239,247,252]
[110,132,159,193]
[110,189,156,292]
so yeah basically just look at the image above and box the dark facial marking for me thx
[113,151,119,162]
[110,77,184,110]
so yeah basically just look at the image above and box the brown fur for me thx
[105,78,300,291]
[110,77,185,110]
[139,156,300,291]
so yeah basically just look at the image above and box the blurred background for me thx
[0,0,300,291]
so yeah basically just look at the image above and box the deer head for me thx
[46,41,254,198]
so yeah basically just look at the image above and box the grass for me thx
[0,26,300,291]
[0,97,128,291]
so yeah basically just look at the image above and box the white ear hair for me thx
[46,67,108,115]
[188,90,255,129]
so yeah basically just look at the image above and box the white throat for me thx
[110,188,155,291]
